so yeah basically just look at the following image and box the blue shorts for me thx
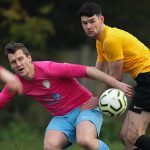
[46,107,103,148]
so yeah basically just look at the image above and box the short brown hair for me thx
[5,41,31,58]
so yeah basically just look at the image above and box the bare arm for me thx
[95,61,108,72]
[108,59,123,81]
[86,66,132,97]
[0,68,23,94]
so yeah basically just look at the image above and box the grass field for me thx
[0,139,125,150]
[0,128,125,150]
[0,119,126,150]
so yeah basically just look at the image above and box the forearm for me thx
[86,66,119,88]
[86,67,132,97]
[0,67,15,83]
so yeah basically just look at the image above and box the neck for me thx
[24,63,35,80]
[97,24,105,41]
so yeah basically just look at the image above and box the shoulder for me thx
[106,25,131,39]
[33,61,57,68]
[33,61,55,74]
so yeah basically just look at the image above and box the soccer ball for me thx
[99,88,127,117]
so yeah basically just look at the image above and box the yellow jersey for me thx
[96,25,150,78]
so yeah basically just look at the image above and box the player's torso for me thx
[96,25,150,78]
[21,74,92,116]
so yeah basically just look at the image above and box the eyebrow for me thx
[81,17,96,22]
[10,56,24,63]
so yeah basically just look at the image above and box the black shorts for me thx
[129,72,150,114]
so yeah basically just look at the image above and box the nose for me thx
[16,60,21,66]
[86,23,92,29]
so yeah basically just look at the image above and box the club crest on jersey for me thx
[43,80,50,88]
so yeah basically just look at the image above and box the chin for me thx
[88,34,96,38]
[18,72,25,77]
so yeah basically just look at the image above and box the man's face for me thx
[81,15,104,39]
[8,49,32,78]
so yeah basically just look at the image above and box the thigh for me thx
[45,116,76,148]
[76,107,103,138]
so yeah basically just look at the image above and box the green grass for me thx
[0,140,124,150]
[0,131,124,150]
[0,119,125,150]
[70,141,125,150]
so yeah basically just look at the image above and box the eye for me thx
[82,21,88,25]
[10,60,16,65]
[89,20,96,24]
[18,57,24,61]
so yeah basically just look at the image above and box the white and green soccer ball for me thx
[99,88,127,117]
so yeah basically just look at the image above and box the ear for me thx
[100,16,104,23]
[28,55,32,62]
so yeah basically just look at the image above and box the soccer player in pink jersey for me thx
[0,42,132,150]
[0,66,22,94]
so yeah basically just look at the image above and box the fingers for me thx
[125,92,132,97]
[80,102,91,110]
[80,98,99,110]
[125,85,133,97]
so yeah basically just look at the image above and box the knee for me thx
[76,136,91,148]
[44,139,59,150]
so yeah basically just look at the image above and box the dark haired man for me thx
[78,2,150,150]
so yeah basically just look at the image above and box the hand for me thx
[80,97,99,111]
[118,82,133,97]
[0,68,23,94]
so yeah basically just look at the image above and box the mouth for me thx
[17,68,24,73]
[87,30,94,35]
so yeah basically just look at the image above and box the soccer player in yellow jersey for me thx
[78,2,150,150]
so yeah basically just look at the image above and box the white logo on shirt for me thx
[43,80,50,88]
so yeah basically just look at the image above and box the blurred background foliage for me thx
[0,0,150,149]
